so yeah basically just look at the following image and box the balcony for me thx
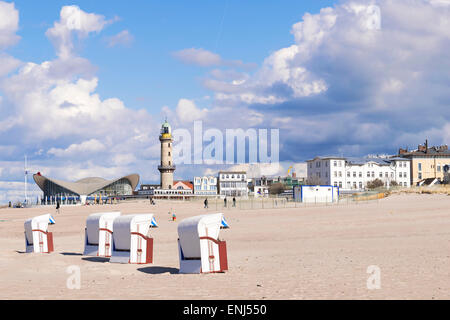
[158,165,176,171]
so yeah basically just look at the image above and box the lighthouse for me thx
[158,119,175,189]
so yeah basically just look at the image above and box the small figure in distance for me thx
[204,198,208,209]
[56,200,60,214]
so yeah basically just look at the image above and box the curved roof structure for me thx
[33,173,140,196]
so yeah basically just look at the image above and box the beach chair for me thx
[83,212,121,257]
[110,214,158,264]
[178,213,229,274]
[24,214,54,253]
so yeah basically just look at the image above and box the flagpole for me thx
[24,155,28,206]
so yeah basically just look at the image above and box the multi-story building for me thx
[399,141,450,186]
[218,171,248,197]
[306,156,411,190]
[193,176,218,196]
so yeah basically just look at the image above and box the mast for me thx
[24,155,28,205]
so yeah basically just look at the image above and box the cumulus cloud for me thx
[172,48,256,69]
[48,139,106,157]
[45,5,114,58]
[0,4,161,203]
[106,30,134,47]
[0,1,20,49]
[191,0,450,160]
[175,98,209,123]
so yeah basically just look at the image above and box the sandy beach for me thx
[0,193,449,300]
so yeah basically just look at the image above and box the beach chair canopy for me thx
[112,214,157,251]
[24,214,52,244]
[178,213,228,259]
[85,212,121,245]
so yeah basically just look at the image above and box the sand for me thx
[0,193,449,300]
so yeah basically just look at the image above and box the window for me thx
[418,163,422,171]
[359,172,362,178]
[437,165,441,172]
[399,172,402,178]
[334,161,337,167]
[347,172,350,177]
[339,182,342,188]
[339,172,342,177]
[310,163,312,168]
[334,171,337,177]
[353,172,356,178]
[372,172,375,177]
[168,152,171,156]
[391,173,394,178]
[379,172,383,178]
[353,182,357,189]
[367,172,371,178]
[334,182,338,187]
[385,172,388,178]
[359,182,362,189]
[418,173,422,179]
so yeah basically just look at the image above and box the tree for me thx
[367,178,384,189]
[305,176,322,185]
[390,181,399,187]
[269,182,286,195]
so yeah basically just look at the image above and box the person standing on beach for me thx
[56,200,60,214]
[224,197,227,208]
[232,197,236,207]
[204,198,208,208]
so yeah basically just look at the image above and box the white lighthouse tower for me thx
[158,119,175,189]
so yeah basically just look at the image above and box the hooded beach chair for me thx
[177,213,229,274]
[83,212,121,257]
[24,214,54,253]
[110,214,158,264]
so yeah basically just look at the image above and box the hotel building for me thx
[306,156,411,190]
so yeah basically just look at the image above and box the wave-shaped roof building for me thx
[33,173,139,198]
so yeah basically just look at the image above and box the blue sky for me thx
[1,0,450,203]
[8,0,336,111]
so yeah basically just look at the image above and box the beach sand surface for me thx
[0,193,449,300]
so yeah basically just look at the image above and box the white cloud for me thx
[0,1,20,49]
[173,48,256,69]
[107,30,134,47]
[0,4,162,201]
[45,5,113,58]
[48,139,106,157]
[175,98,209,123]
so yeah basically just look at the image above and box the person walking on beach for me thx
[204,198,208,208]
[56,200,60,214]
[224,197,227,208]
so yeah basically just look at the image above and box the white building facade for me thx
[306,156,411,191]
[218,171,248,198]
[193,176,218,196]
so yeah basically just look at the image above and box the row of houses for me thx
[138,171,249,198]
[306,141,450,190]
[138,141,450,198]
